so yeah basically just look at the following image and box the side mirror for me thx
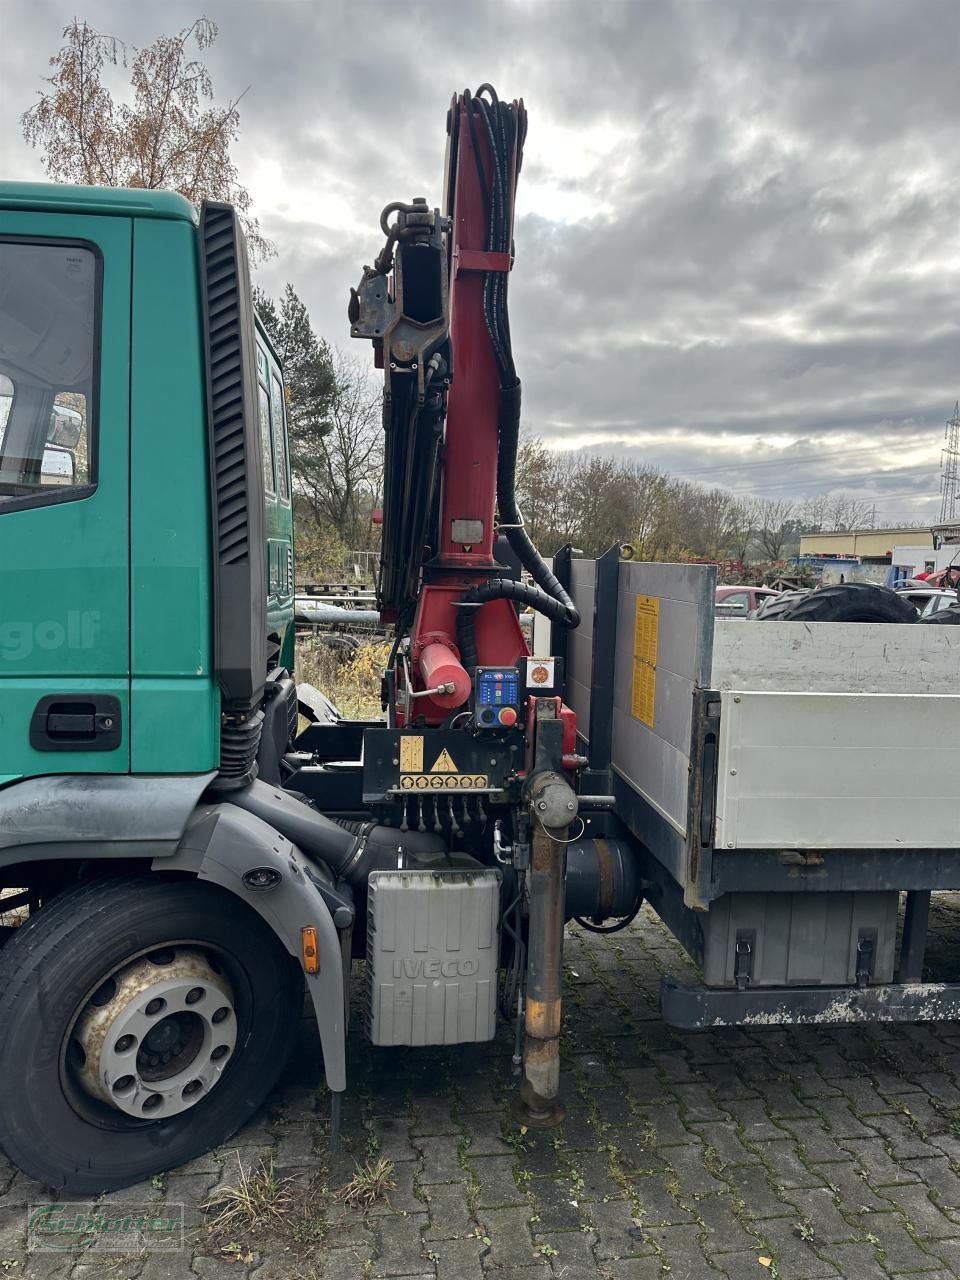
[47,405,83,449]
[41,444,76,486]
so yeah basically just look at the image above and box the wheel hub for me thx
[72,948,237,1120]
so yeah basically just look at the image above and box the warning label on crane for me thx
[399,735,424,773]
[631,594,660,727]
[429,748,459,773]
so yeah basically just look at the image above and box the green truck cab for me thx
[0,185,327,1190]
[0,183,295,784]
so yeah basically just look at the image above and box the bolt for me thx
[730,769,737,776]
[733,696,741,703]
[392,758,399,766]
[537,801,547,811]
[566,801,576,811]
[490,758,497,766]
[103,718,114,728]
[727,841,735,848]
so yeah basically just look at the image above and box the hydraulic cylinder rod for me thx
[518,820,567,1124]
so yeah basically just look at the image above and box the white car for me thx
[918,590,958,619]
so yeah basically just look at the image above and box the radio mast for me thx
[939,401,960,522]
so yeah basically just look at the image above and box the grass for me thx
[201,1154,299,1236]
[333,1158,397,1209]
[295,637,390,720]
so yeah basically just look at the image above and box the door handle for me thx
[29,695,122,752]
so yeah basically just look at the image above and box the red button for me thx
[498,707,518,726]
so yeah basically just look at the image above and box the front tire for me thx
[0,875,303,1192]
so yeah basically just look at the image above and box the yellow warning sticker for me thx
[631,594,660,727]
[399,735,424,773]
[428,748,459,773]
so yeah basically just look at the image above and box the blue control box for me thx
[473,667,521,728]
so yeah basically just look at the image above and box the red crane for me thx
[350,85,584,1120]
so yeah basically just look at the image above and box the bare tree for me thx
[726,500,755,564]
[801,491,874,534]
[302,349,383,548]
[799,494,830,534]
[824,492,875,532]
[22,17,271,260]
[754,498,797,561]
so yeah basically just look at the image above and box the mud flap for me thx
[154,803,350,1092]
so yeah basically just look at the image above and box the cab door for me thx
[0,212,131,783]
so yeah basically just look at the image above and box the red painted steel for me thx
[418,641,473,710]
[436,99,512,566]
[405,93,529,724]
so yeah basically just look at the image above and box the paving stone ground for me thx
[6,895,960,1279]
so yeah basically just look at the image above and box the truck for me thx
[1,86,959,1194]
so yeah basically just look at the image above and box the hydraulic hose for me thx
[456,88,580,668]
[456,577,578,671]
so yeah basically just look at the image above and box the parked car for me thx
[715,585,780,618]
[919,590,959,619]
[895,587,958,617]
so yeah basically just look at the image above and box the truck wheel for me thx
[0,875,303,1192]
[754,583,917,623]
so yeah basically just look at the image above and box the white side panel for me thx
[715,690,960,850]
[712,620,960,694]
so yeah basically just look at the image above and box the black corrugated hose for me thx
[455,86,579,670]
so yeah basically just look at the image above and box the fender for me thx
[154,802,351,1096]
[0,772,217,867]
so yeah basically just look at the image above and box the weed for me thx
[296,638,389,719]
[334,1158,397,1210]
[293,1210,327,1248]
[201,1154,297,1236]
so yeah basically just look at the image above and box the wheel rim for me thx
[70,948,237,1121]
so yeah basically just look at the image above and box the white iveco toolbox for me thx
[366,857,501,1047]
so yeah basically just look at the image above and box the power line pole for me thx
[939,400,960,522]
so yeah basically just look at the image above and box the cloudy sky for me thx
[2,0,959,523]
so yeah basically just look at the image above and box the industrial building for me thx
[799,526,933,561]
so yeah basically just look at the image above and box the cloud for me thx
[2,0,958,521]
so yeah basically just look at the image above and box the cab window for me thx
[271,371,290,503]
[256,344,275,496]
[716,591,750,616]
[0,241,98,508]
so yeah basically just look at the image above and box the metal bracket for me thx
[856,929,877,987]
[734,929,755,991]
